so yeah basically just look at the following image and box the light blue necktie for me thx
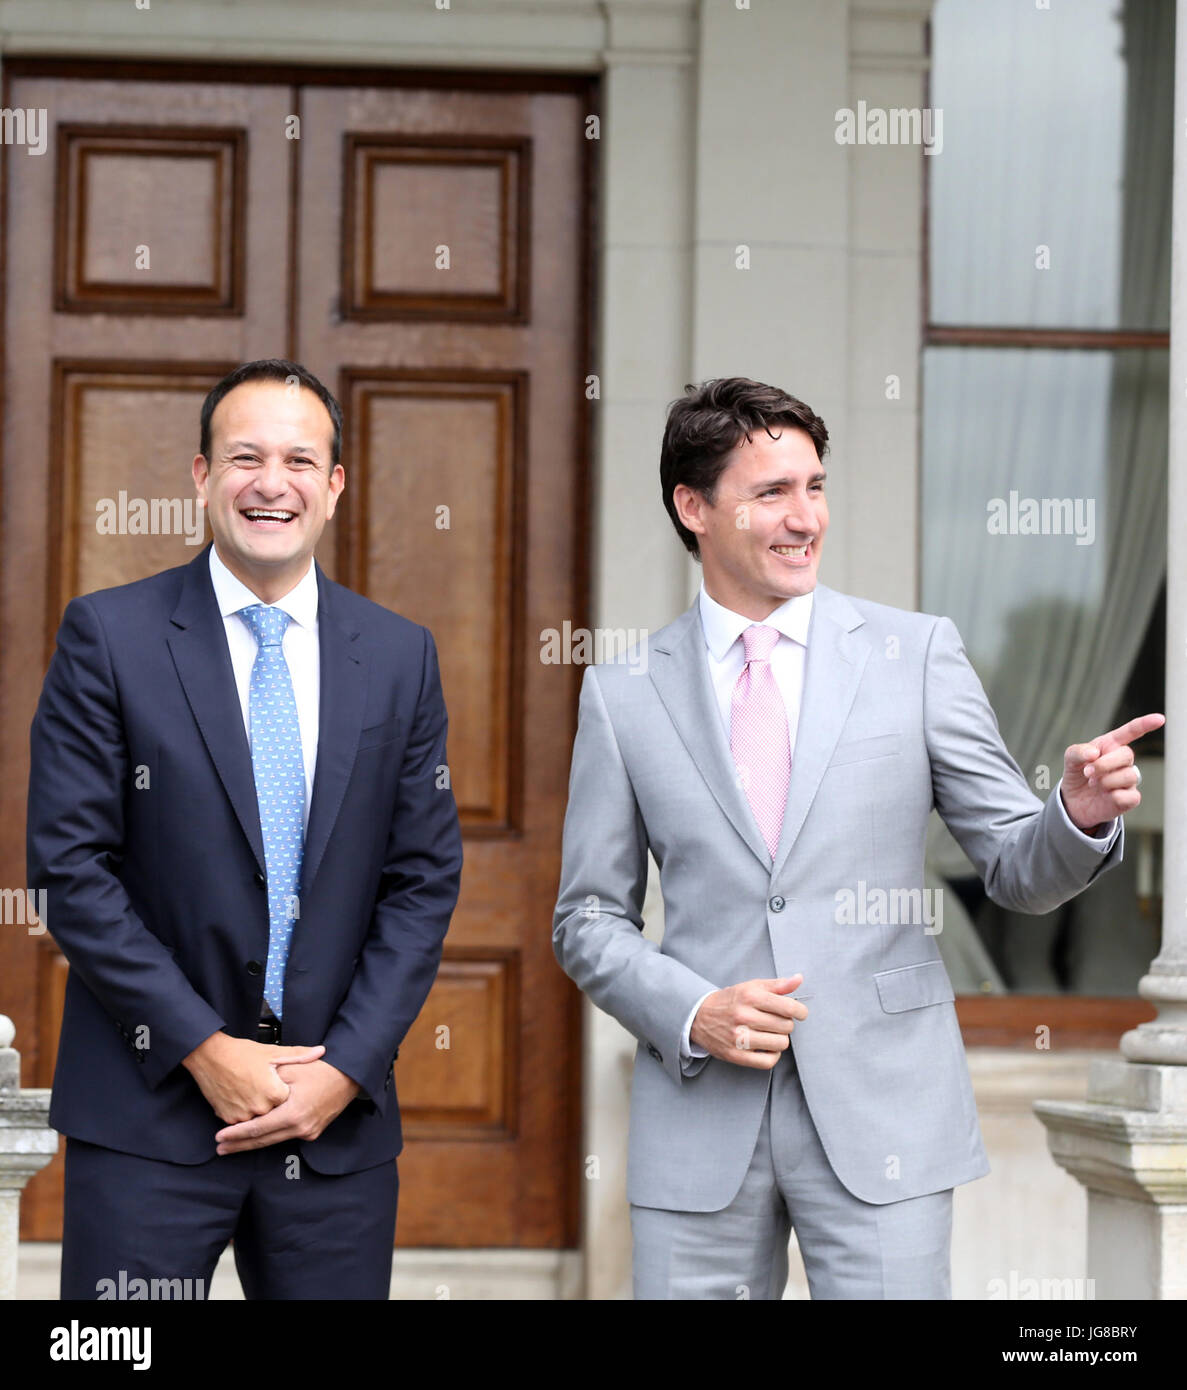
[237,604,305,1019]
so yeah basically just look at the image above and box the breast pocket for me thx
[828,733,901,767]
[356,715,400,751]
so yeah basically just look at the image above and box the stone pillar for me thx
[583,0,698,1301]
[1034,0,1187,1300]
[0,1016,57,1300]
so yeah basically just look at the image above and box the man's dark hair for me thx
[660,377,829,558]
[199,359,344,469]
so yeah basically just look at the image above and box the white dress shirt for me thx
[679,581,1120,1065]
[208,544,320,832]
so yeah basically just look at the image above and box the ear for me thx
[325,463,346,519]
[192,454,210,504]
[673,483,709,539]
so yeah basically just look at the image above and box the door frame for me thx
[0,50,599,1285]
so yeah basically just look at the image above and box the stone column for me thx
[1034,0,1187,1301]
[0,1015,57,1300]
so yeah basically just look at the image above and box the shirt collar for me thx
[208,543,319,631]
[698,580,814,661]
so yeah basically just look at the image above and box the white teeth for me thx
[244,509,295,521]
[772,544,808,557]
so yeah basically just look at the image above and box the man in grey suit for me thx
[552,377,1162,1299]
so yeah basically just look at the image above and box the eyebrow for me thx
[749,471,827,491]
[225,440,323,455]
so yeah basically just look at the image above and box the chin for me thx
[768,565,815,590]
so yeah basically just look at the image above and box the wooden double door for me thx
[1,60,592,1248]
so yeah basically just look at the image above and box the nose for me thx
[254,457,291,498]
[781,500,816,539]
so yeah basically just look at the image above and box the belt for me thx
[256,1006,282,1045]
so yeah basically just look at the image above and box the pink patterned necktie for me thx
[730,624,791,860]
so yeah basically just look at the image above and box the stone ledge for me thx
[1034,1098,1187,1204]
[0,1089,52,1122]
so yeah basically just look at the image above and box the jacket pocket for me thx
[357,715,400,750]
[874,959,954,1013]
[828,733,901,767]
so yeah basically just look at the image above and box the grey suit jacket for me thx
[552,583,1122,1211]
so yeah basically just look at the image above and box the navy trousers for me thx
[60,1136,398,1300]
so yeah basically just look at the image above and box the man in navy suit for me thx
[27,359,463,1300]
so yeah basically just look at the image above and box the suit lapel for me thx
[300,565,367,897]
[167,546,266,874]
[770,584,870,880]
[649,604,773,871]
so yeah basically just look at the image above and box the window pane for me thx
[921,345,1167,994]
[928,0,1171,331]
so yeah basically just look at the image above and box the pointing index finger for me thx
[1093,713,1165,753]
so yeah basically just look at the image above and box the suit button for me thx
[770,896,786,912]
[647,1043,663,1063]
[253,871,266,889]
[246,960,263,976]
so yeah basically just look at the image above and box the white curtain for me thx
[922,0,1170,992]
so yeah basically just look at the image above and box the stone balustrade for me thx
[0,1015,58,1300]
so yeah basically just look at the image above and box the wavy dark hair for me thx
[199,359,343,469]
[660,377,829,558]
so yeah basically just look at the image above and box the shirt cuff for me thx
[1056,776,1120,850]
[681,990,715,1059]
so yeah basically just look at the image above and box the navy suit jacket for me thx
[27,543,463,1174]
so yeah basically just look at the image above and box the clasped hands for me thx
[181,1031,360,1155]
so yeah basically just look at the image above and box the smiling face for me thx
[673,424,828,620]
[193,379,344,603]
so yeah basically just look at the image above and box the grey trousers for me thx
[630,1050,953,1300]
